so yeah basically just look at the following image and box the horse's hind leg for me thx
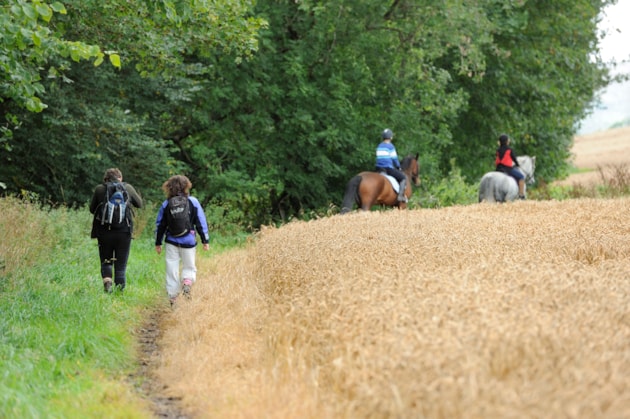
[358,190,377,211]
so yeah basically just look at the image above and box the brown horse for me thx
[340,153,420,214]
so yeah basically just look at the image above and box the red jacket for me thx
[496,147,516,168]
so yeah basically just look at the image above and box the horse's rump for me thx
[478,171,518,203]
[340,172,398,213]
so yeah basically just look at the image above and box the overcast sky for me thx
[578,0,630,134]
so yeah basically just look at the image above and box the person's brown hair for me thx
[162,175,192,199]
[103,168,123,183]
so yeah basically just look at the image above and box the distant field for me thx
[155,199,630,417]
[557,125,630,186]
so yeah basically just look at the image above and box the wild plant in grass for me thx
[597,163,630,197]
[0,197,57,282]
[531,163,630,201]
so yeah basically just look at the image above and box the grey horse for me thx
[478,156,536,202]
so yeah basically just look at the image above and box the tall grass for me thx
[0,197,55,280]
[524,163,630,201]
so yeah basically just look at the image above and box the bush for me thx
[415,161,478,208]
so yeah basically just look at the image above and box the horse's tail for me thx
[478,173,495,203]
[340,175,362,214]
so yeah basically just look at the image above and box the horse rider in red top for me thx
[495,134,525,199]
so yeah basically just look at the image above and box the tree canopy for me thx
[0,0,617,228]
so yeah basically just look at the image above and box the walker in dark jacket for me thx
[89,168,143,293]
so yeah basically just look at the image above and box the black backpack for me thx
[166,195,192,237]
[100,182,130,229]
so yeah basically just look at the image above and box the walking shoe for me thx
[518,195,526,200]
[169,296,177,307]
[182,279,192,299]
[103,278,113,294]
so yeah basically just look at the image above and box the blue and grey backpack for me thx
[100,182,130,229]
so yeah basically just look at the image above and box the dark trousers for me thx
[97,231,132,289]
[377,167,406,183]
[497,166,524,182]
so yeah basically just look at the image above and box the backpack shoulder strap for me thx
[118,182,130,201]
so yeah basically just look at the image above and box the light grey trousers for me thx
[165,243,197,298]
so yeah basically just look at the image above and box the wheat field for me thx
[153,197,630,418]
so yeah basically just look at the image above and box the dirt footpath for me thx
[136,308,189,418]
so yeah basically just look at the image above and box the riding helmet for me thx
[382,128,393,139]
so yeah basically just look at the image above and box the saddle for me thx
[377,170,401,193]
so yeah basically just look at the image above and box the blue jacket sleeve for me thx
[155,200,168,245]
[392,146,401,169]
[190,197,210,244]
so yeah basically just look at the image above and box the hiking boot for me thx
[182,279,192,300]
[103,278,113,294]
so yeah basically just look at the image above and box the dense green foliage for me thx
[1,0,618,228]
[449,0,612,182]
[0,0,110,116]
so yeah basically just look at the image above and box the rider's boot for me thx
[518,179,526,199]
[397,178,408,202]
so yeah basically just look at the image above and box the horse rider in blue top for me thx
[375,128,407,202]
[495,134,525,199]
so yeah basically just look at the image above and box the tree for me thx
[0,62,175,205]
[1,0,615,230]
[1,0,266,207]
[0,0,114,144]
[448,0,614,182]
[0,0,265,144]
[169,0,499,221]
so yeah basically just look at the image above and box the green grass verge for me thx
[0,200,246,418]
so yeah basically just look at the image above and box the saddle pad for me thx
[379,172,400,193]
